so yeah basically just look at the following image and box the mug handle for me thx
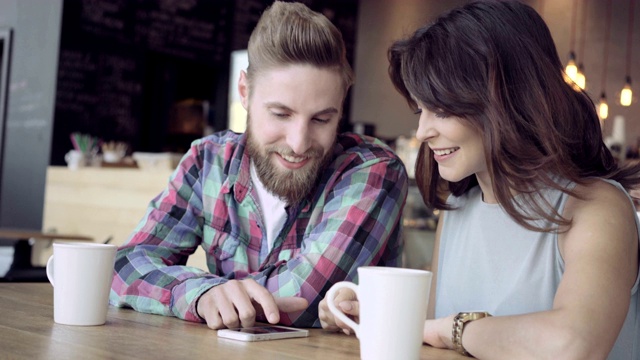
[46,255,55,286]
[326,281,360,335]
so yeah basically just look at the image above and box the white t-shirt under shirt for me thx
[250,162,288,252]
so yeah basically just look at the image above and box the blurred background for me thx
[0,0,637,274]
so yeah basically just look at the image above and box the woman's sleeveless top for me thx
[435,179,639,359]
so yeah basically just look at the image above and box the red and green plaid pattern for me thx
[110,131,408,327]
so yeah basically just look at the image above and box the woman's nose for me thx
[415,112,436,142]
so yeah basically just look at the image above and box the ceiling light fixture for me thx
[565,0,579,84]
[599,0,613,121]
[620,0,635,106]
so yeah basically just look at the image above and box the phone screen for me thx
[233,326,300,334]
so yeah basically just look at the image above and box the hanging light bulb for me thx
[598,92,609,120]
[621,0,635,106]
[599,0,613,125]
[565,51,578,83]
[621,76,633,106]
[575,63,586,90]
[576,0,589,91]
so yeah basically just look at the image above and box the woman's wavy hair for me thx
[388,0,640,231]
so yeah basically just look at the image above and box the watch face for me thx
[460,311,491,322]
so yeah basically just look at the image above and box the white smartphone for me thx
[217,325,309,342]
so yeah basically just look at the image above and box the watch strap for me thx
[452,311,492,357]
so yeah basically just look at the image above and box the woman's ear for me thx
[238,70,249,110]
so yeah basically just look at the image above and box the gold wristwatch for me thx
[452,311,492,357]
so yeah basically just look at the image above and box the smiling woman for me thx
[411,103,484,187]
[390,2,640,358]
[321,1,640,359]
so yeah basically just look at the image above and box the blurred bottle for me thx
[396,130,420,179]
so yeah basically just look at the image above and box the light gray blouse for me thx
[435,179,639,359]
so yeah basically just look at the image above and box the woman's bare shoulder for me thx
[564,179,635,220]
[560,179,637,260]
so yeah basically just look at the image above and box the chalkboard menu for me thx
[56,49,142,139]
[64,0,231,63]
[50,0,358,165]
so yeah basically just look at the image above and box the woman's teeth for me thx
[433,148,459,156]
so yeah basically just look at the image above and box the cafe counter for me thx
[40,166,435,272]
[40,166,208,269]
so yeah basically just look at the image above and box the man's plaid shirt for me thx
[110,130,408,327]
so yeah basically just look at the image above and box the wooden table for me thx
[0,283,467,359]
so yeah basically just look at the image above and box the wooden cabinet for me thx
[39,166,436,272]
[38,166,208,269]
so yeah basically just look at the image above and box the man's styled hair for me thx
[246,1,354,93]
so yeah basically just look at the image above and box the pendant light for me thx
[565,0,579,83]
[599,93,609,120]
[566,53,578,83]
[575,0,588,90]
[575,65,586,90]
[620,0,635,106]
[621,77,633,106]
[599,0,613,121]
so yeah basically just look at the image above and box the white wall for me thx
[0,0,63,228]
[350,0,466,140]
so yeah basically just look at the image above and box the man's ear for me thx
[238,70,249,110]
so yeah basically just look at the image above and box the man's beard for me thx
[246,125,334,205]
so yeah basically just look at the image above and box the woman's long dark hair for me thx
[388,0,640,231]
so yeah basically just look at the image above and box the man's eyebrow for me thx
[265,102,293,112]
[313,107,339,116]
[264,102,339,116]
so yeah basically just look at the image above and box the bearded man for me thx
[110,1,408,329]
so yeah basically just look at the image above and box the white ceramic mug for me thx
[326,267,432,360]
[64,150,86,170]
[102,150,125,163]
[46,242,117,326]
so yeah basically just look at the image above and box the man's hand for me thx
[196,278,308,329]
[318,287,359,335]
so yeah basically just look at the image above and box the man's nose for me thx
[286,120,312,155]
